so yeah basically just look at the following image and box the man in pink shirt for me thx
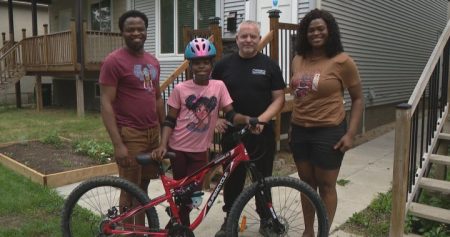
[99,10,164,225]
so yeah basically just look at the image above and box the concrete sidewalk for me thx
[56,130,395,237]
[329,130,395,236]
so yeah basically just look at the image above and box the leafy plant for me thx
[422,225,449,237]
[337,179,350,186]
[348,212,369,227]
[41,132,63,148]
[73,139,113,164]
[369,192,391,214]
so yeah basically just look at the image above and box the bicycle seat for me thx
[136,152,175,166]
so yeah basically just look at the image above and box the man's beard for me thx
[126,41,144,52]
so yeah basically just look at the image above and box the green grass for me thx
[340,191,392,237]
[0,107,109,143]
[0,163,64,236]
[0,107,111,235]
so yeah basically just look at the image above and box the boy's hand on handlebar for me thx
[151,146,167,161]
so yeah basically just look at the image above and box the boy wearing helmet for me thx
[152,38,251,226]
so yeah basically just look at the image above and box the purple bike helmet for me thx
[184,38,217,60]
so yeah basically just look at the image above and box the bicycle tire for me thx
[61,176,159,237]
[226,176,328,237]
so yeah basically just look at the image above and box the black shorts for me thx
[289,120,347,170]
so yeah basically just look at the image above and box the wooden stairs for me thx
[0,42,26,93]
[408,134,450,225]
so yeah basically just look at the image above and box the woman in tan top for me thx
[289,9,363,236]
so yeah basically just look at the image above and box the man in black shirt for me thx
[212,20,286,237]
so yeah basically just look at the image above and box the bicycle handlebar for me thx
[235,117,269,137]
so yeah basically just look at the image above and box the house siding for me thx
[223,0,245,32]
[321,0,448,107]
[297,0,310,20]
[133,0,156,54]
[133,0,183,82]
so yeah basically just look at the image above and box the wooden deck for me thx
[5,22,123,75]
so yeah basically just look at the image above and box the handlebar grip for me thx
[249,117,259,127]
[249,117,269,127]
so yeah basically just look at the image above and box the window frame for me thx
[88,0,114,32]
[156,0,220,59]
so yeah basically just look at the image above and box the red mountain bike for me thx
[61,119,328,237]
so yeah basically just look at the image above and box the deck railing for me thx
[1,21,123,74]
[21,30,74,70]
[275,22,297,87]
[390,20,450,236]
[84,30,123,69]
[0,41,15,57]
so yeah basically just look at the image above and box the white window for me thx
[159,0,216,55]
[90,0,113,32]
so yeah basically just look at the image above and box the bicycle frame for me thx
[103,142,251,236]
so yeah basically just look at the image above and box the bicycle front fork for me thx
[247,164,286,234]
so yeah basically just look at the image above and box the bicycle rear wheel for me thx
[61,176,159,237]
[226,176,328,237]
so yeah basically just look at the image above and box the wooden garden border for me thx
[0,140,117,188]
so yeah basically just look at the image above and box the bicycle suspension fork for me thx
[247,163,286,234]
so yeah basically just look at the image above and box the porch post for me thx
[31,0,43,111]
[389,103,412,237]
[43,24,48,70]
[31,0,38,36]
[209,17,222,60]
[1,32,5,45]
[7,0,14,43]
[75,0,85,117]
[268,9,281,151]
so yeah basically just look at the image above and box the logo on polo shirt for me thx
[252,69,266,75]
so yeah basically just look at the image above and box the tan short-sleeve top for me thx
[290,53,360,127]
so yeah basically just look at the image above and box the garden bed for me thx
[0,140,117,188]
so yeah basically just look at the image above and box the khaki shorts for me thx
[119,126,160,182]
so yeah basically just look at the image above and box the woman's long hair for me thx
[295,9,344,57]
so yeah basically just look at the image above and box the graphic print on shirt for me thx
[133,64,158,93]
[184,95,218,132]
[293,72,320,97]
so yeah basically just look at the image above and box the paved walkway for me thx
[329,130,394,236]
[56,130,395,237]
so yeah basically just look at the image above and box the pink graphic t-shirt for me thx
[168,80,233,152]
[99,48,160,129]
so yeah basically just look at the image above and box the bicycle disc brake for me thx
[167,224,194,237]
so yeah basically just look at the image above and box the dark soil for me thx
[0,141,103,174]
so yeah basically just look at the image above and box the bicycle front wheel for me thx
[226,176,328,237]
[61,176,159,237]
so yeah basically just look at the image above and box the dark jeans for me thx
[221,125,275,218]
